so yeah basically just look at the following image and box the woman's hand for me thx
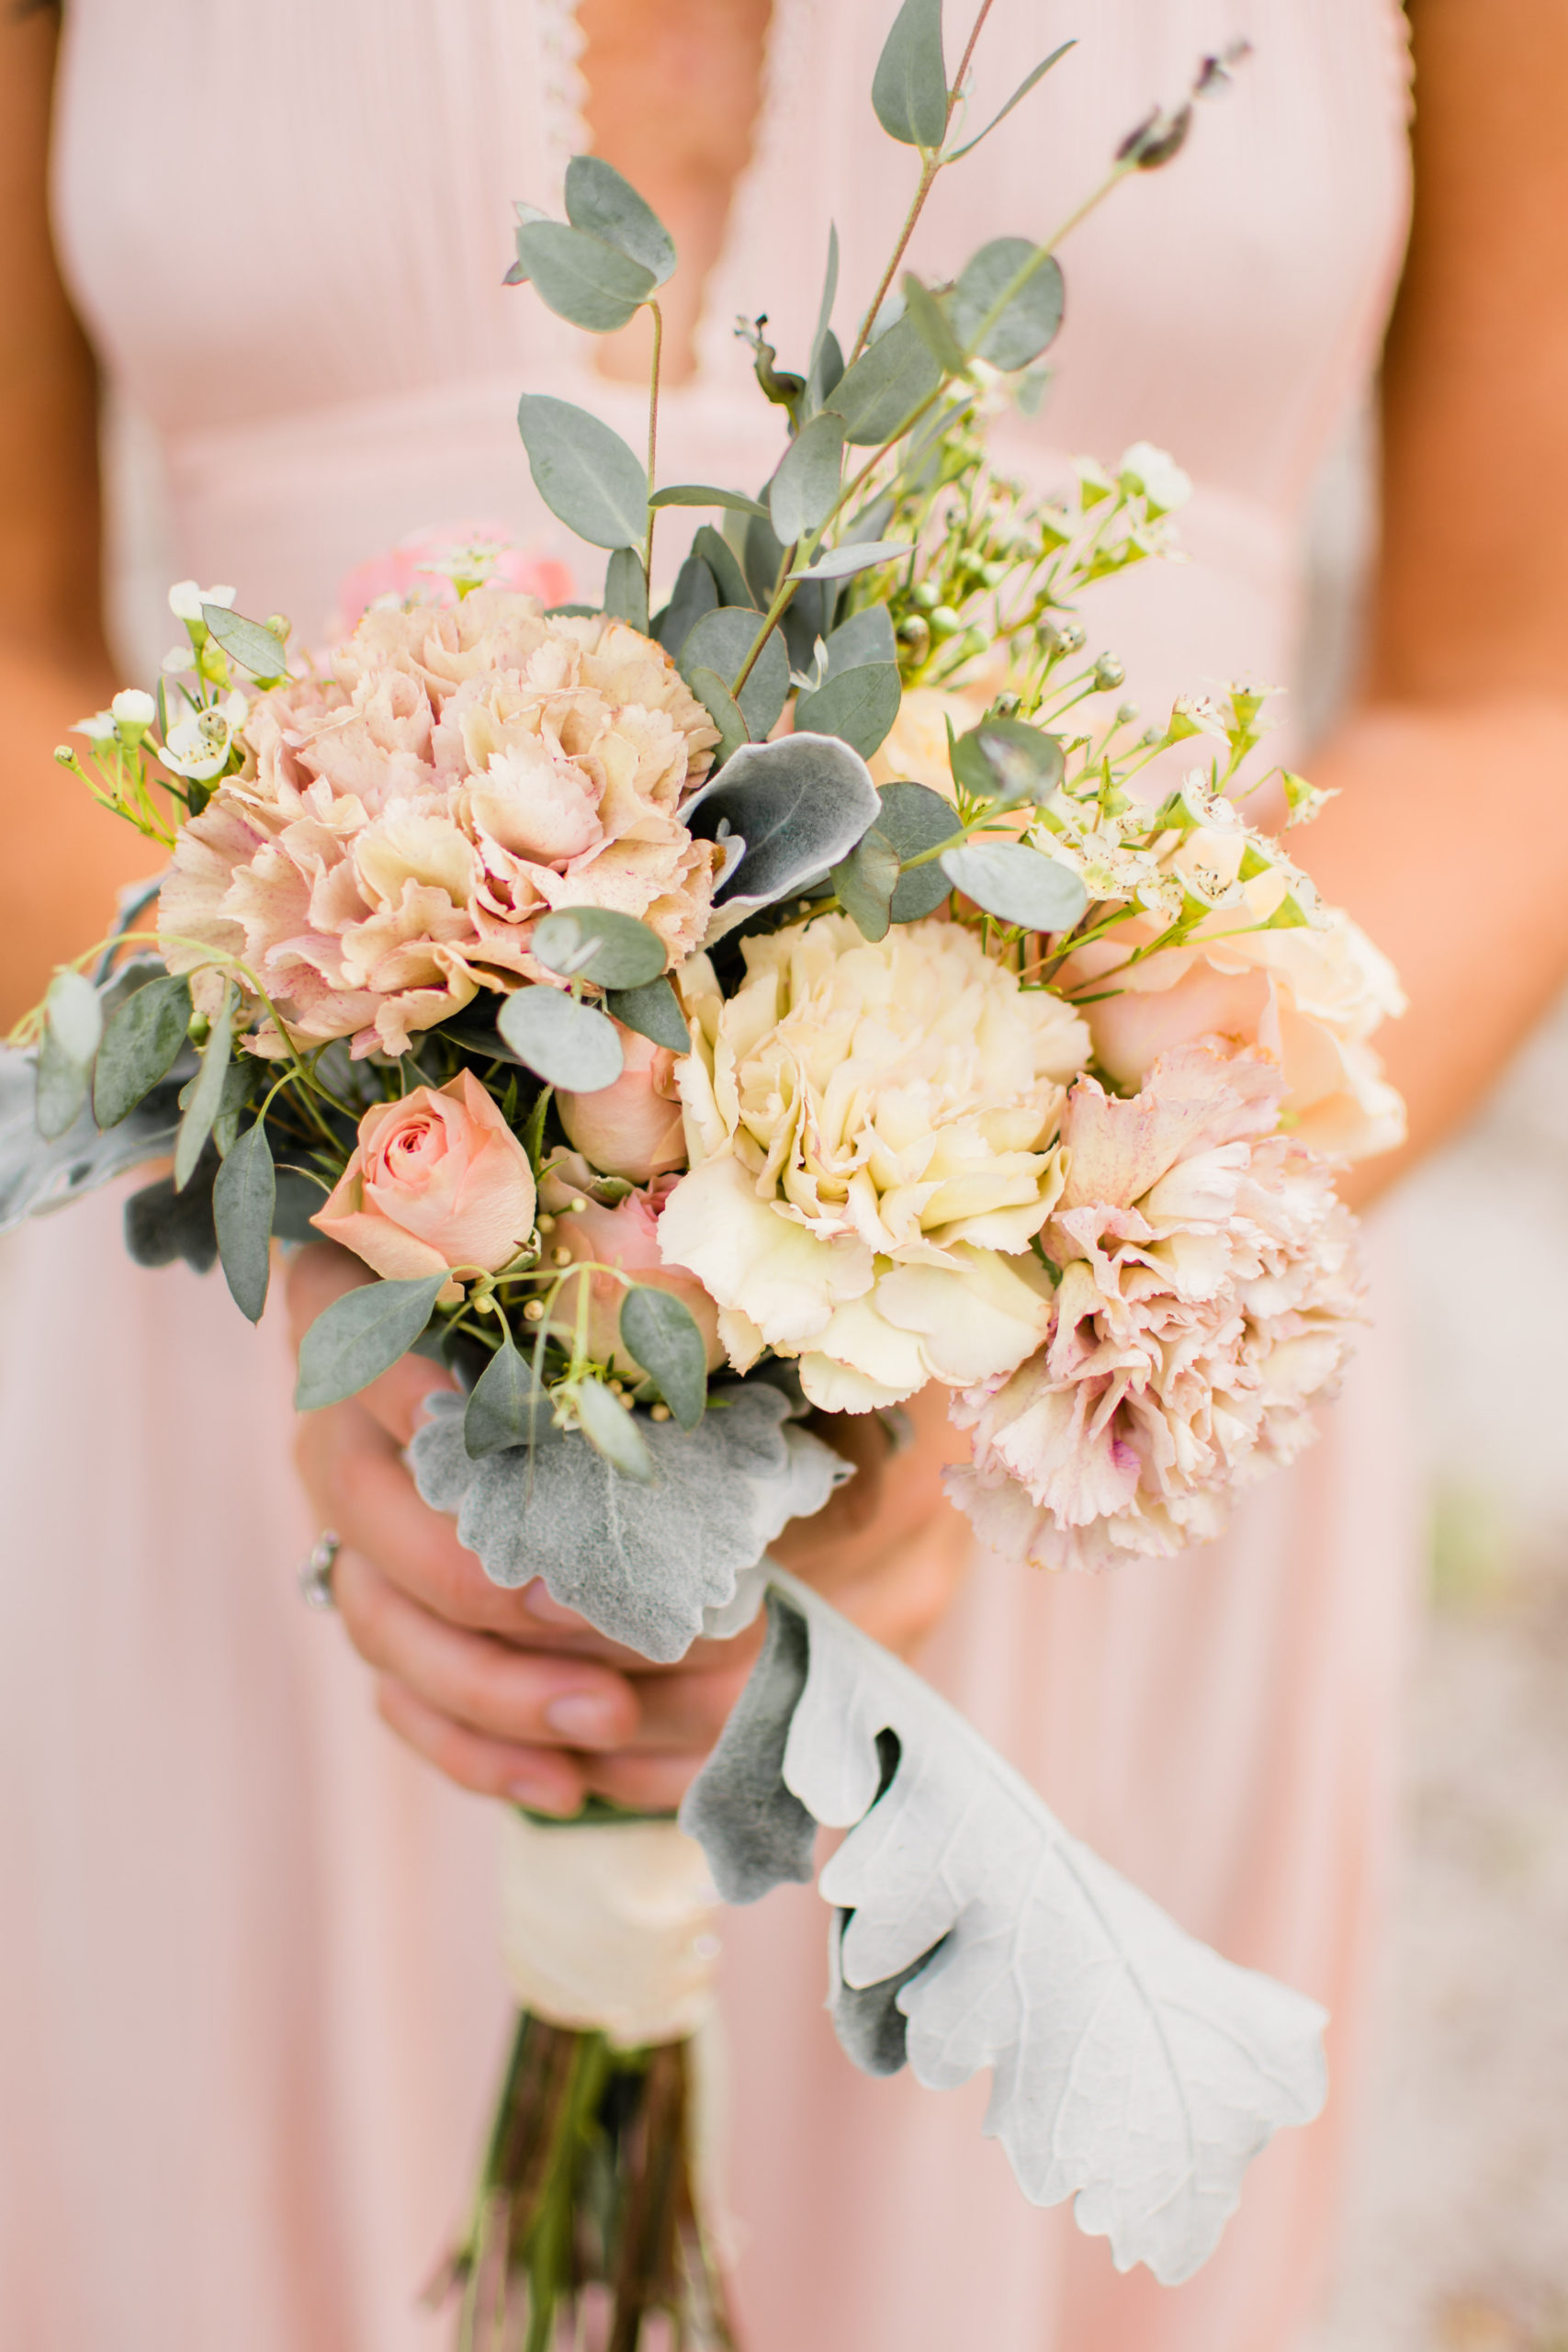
[288,1242,974,1813]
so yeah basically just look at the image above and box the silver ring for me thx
[298,1530,341,1611]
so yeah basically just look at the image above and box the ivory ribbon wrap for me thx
[498,1810,722,2048]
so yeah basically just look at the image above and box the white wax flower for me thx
[159,706,239,781]
[110,688,156,729]
[167,579,236,622]
[1119,441,1192,514]
[72,710,117,740]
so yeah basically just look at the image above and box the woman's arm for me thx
[1309,0,1568,1204]
[0,11,150,1030]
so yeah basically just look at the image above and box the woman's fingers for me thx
[334,1548,641,1750]
[374,1679,588,1815]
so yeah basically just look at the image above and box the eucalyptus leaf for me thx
[0,1044,183,1236]
[811,224,840,374]
[948,238,1065,370]
[877,780,960,920]
[602,546,649,631]
[691,525,752,611]
[124,1153,219,1274]
[790,538,911,584]
[901,271,969,378]
[202,605,288,683]
[831,312,943,447]
[829,827,900,941]
[940,841,1088,932]
[651,553,719,656]
[795,661,901,758]
[531,907,667,990]
[517,395,649,550]
[684,733,881,913]
[93,972,193,1128]
[174,979,234,1192]
[409,1380,851,1660]
[563,153,675,285]
[497,987,626,1092]
[605,974,691,1055]
[678,607,790,741]
[684,665,750,763]
[212,1115,275,1323]
[464,1333,549,1458]
[944,39,1076,159]
[574,1374,656,1482]
[768,410,846,545]
[736,504,787,610]
[295,1272,449,1412]
[822,605,897,673]
[512,219,655,333]
[950,715,1065,803]
[871,0,949,148]
[36,969,104,1141]
[619,1285,708,1430]
[649,485,769,516]
[685,1574,1328,2284]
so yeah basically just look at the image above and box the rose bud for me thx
[312,1070,536,1295]
[558,1021,687,1182]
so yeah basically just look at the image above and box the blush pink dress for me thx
[0,6,1416,2346]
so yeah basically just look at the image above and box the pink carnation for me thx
[333,524,575,634]
[945,1041,1364,1571]
[159,587,721,1058]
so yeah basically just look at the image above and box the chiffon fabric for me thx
[0,5,1417,2345]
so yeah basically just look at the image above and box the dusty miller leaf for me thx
[683,733,880,919]
[408,1382,851,1663]
[684,1574,1329,2285]
[0,1043,184,1236]
[36,969,104,1141]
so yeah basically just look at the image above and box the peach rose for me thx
[312,1071,536,1291]
[541,1152,723,1375]
[558,1022,687,1182]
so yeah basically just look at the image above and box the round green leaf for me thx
[295,1272,449,1412]
[512,219,655,332]
[93,971,193,1128]
[498,986,626,1091]
[605,974,691,1055]
[212,1114,276,1324]
[531,908,667,990]
[948,239,1066,371]
[768,410,846,545]
[795,662,902,759]
[939,842,1089,932]
[872,0,949,148]
[877,781,960,921]
[830,828,901,943]
[950,717,1065,804]
[517,395,649,551]
[464,1334,549,1458]
[619,1285,708,1430]
[678,606,790,741]
[831,313,943,447]
[563,154,676,285]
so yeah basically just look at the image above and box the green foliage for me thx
[871,0,949,148]
[832,313,944,447]
[498,987,626,1092]
[531,909,667,991]
[874,782,958,920]
[575,1373,656,1482]
[768,411,846,544]
[619,1285,708,1430]
[464,1332,549,1458]
[512,219,654,333]
[830,828,901,942]
[947,239,1065,369]
[684,665,750,763]
[93,972,193,1128]
[950,717,1065,804]
[795,662,901,758]
[604,974,690,1054]
[944,40,1076,160]
[213,1115,276,1323]
[174,978,234,1192]
[296,1272,450,1412]
[602,546,649,631]
[36,969,104,1141]
[678,607,790,741]
[940,841,1089,932]
[516,396,649,550]
[201,605,288,684]
[562,153,676,285]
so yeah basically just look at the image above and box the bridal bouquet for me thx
[2,7,1403,2345]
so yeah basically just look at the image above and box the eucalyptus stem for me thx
[644,299,664,582]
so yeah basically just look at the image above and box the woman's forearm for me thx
[1302,690,1568,1206]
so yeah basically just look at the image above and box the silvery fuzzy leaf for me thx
[0,1045,184,1236]
[684,1574,1329,2284]
[685,733,880,922]
[408,1382,852,1663]
[37,969,105,1140]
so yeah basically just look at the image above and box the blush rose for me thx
[312,1071,537,1292]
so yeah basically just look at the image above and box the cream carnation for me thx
[658,914,1090,1411]
[159,588,721,1057]
[946,1041,1364,1571]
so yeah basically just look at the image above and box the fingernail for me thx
[507,1780,576,1818]
[545,1692,619,1745]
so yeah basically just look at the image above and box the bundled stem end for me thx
[438,2009,736,2352]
